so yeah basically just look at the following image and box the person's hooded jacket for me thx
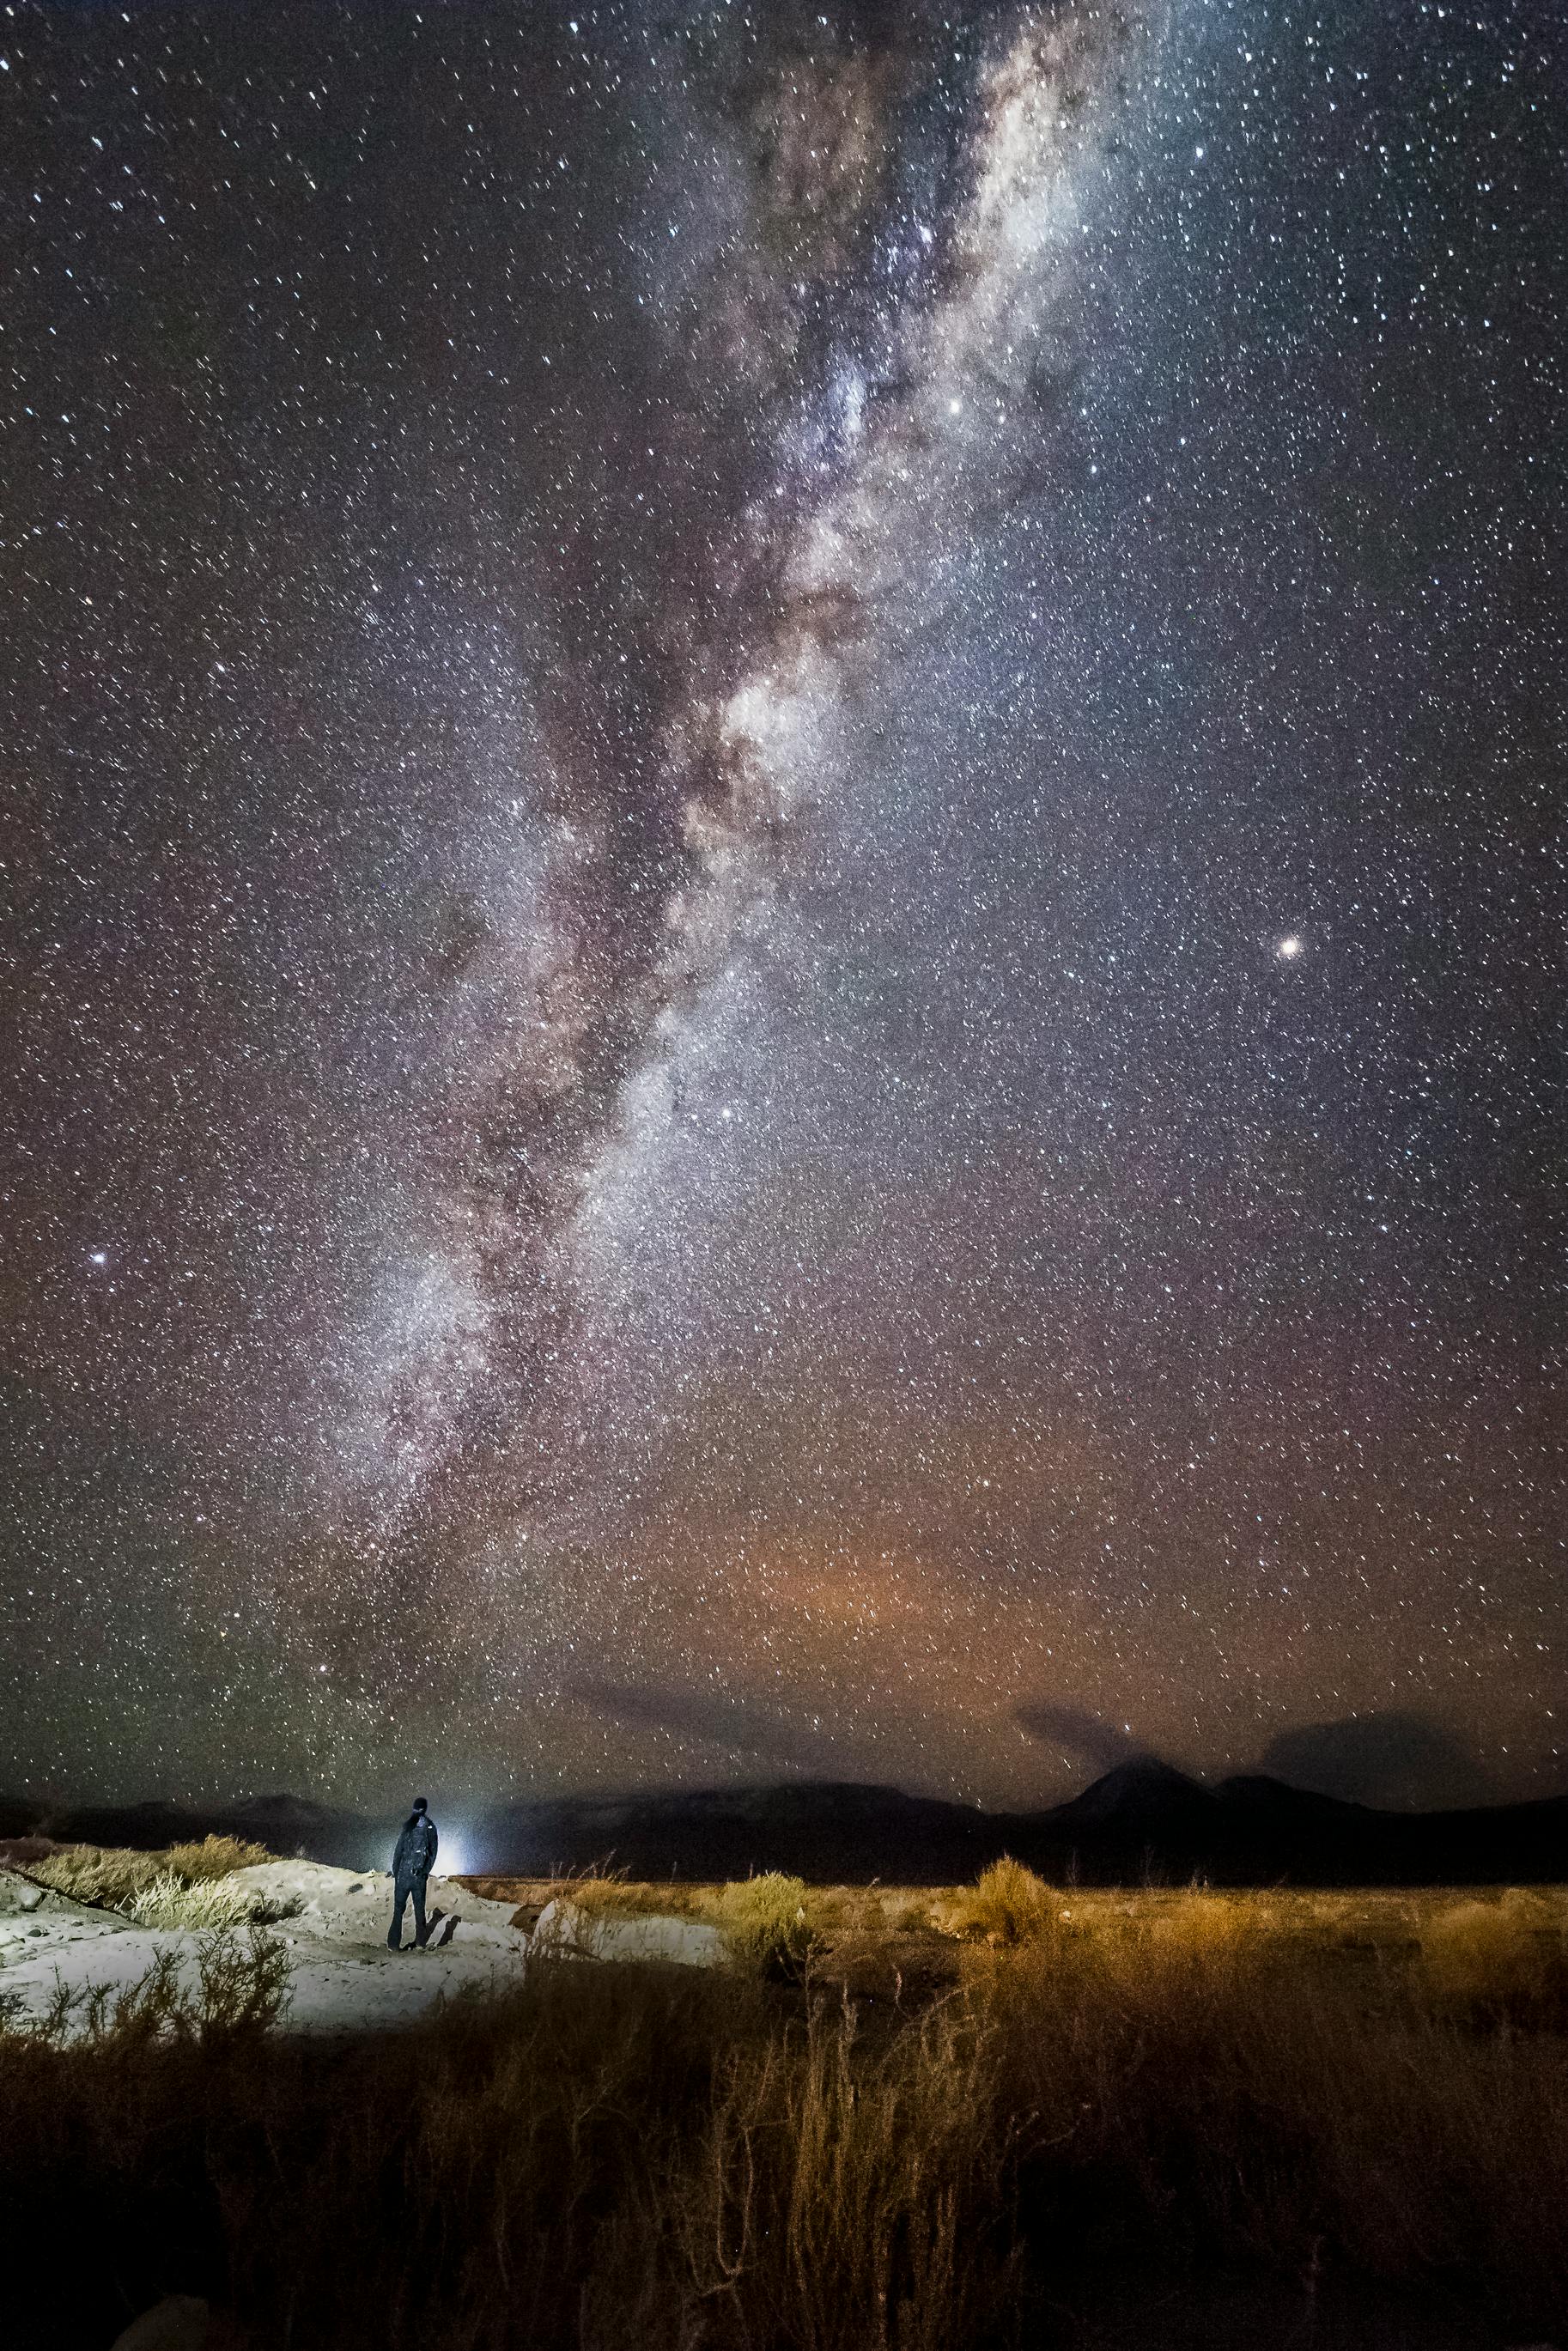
[392,1806,438,1880]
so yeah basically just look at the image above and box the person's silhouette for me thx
[387,1796,439,1950]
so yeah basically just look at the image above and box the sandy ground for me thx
[0,1862,534,2034]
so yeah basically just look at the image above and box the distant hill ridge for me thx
[3,1763,1564,1886]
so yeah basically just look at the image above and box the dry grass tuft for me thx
[717,1871,818,1977]
[1144,1889,1267,1957]
[24,1834,280,1917]
[23,1838,291,1929]
[119,1868,300,1931]
[544,1866,636,1917]
[27,1845,166,1911]
[938,1856,1058,1947]
[161,1832,271,1881]
[1419,1888,1568,2018]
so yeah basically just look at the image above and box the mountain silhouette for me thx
[3,1770,1564,1886]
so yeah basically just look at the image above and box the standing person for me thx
[387,1796,439,1950]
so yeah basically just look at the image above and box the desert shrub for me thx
[791,1886,880,1936]
[2,1925,291,2052]
[161,1833,271,1882]
[1419,1889,1568,2018]
[188,1923,293,2036]
[718,1872,817,1978]
[1145,1890,1268,1959]
[940,1857,1057,1947]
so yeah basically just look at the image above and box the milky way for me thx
[2,0,1562,1812]
[364,7,1149,1568]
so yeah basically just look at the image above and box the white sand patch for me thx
[0,1862,529,2038]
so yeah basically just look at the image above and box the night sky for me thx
[3,0,1562,1817]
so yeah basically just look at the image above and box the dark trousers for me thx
[388,1868,429,1949]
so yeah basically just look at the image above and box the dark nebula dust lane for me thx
[1,0,1562,1813]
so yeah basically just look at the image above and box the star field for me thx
[1,0,1562,1813]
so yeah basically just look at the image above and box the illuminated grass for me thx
[25,1835,277,1916]
[9,1873,1562,2345]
